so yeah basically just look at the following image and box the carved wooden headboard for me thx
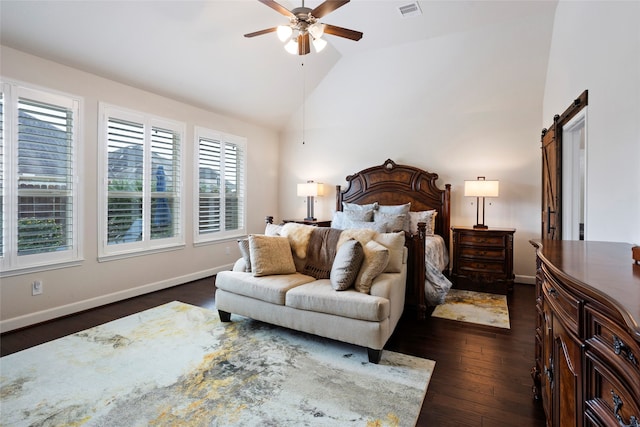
[336,158,451,250]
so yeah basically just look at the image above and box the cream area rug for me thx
[1,301,436,426]
[431,289,510,329]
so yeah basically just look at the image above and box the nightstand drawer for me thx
[458,259,506,274]
[459,233,506,247]
[459,246,505,260]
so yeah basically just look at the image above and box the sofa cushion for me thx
[216,271,315,305]
[330,239,364,290]
[237,238,252,272]
[249,234,296,277]
[355,240,390,293]
[374,231,405,273]
[286,280,390,322]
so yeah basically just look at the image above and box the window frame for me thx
[0,80,83,276]
[194,126,247,244]
[98,103,185,261]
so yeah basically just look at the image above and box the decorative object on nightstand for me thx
[464,177,499,229]
[450,226,515,294]
[297,181,324,221]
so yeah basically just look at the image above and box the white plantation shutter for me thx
[100,104,184,259]
[196,127,246,242]
[0,91,4,258]
[1,82,81,274]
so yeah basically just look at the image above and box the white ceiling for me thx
[0,0,558,131]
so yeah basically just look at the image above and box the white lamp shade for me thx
[277,25,293,42]
[284,38,298,55]
[297,182,324,197]
[464,180,499,197]
[312,37,327,52]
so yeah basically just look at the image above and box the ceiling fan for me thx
[244,0,363,55]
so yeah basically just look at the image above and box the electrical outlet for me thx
[32,280,43,296]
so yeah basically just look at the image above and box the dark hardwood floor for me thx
[1,279,544,427]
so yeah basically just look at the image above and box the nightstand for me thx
[282,219,332,227]
[450,226,515,294]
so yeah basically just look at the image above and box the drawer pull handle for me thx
[613,335,638,366]
[611,391,640,427]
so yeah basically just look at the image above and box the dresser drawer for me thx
[459,246,505,260]
[585,350,640,427]
[542,272,581,336]
[586,306,640,390]
[459,233,506,247]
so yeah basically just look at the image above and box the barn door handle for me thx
[547,206,556,233]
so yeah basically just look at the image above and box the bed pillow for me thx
[330,239,364,291]
[265,223,283,236]
[407,210,438,235]
[373,212,406,233]
[374,231,405,273]
[343,202,378,213]
[248,234,296,277]
[355,240,390,294]
[341,218,386,233]
[237,238,252,272]
[377,202,411,215]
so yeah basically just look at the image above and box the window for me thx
[0,82,81,274]
[99,104,184,259]
[195,127,246,243]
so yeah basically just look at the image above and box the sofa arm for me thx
[232,258,248,272]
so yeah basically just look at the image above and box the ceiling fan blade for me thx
[322,24,363,41]
[311,0,350,19]
[298,32,310,55]
[258,0,295,18]
[244,27,278,38]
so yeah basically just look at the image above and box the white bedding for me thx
[424,234,453,306]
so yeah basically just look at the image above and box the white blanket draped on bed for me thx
[424,235,453,306]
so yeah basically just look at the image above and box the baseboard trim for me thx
[0,264,232,333]
[515,274,536,285]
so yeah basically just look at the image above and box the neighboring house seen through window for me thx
[0,82,81,274]
[99,103,184,259]
[195,126,246,243]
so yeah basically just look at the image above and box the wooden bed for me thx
[336,159,451,319]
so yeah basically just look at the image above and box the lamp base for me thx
[304,217,317,222]
[473,224,489,229]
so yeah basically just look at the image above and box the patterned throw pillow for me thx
[355,240,390,294]
[330,239,364,291]
[237,238,252,272]
[341,218,386,233]
[248,235,296,277]
[407,210,438,235]
[373,212,406,233]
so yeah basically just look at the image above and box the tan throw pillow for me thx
[355,240,390,294]
[374,231,405,273]
[330,239,364,291]
[248,234,296,277]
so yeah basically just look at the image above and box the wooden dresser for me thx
[451,226,515,294]
[530,240,640,427]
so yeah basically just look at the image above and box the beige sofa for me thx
[215,224,407,363]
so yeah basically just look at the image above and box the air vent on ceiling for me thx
[398,2,422,18]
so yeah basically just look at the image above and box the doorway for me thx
[562,110,587,240]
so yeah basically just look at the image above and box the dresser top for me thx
[531,240,640,340]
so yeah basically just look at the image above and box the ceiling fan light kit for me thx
[245,0,363,56]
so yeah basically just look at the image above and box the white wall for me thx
[278,7,557,282]
[543,0,640,244]
[0,46,280,331]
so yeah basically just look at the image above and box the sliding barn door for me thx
[541,117,561,240]
[540,90,588,241]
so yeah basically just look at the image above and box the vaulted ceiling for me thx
[0,0,558,131]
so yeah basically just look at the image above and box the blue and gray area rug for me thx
[431,289,511,329]
[1,301,435,426]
